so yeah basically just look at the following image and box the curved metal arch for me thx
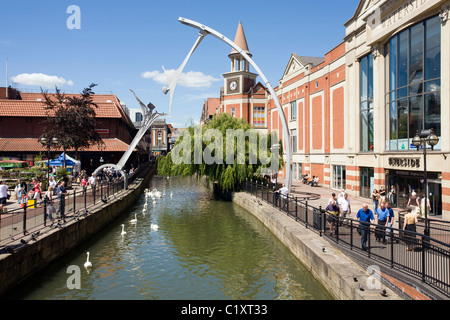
[165,18,292,192]
[93,163,128,190]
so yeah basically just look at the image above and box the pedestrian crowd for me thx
[273,181,423,253]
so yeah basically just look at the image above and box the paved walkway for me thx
[276,178,445,228]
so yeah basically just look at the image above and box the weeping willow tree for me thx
[158,113,284,192]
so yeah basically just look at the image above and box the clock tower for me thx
[223,21,258,95]
[217,21,267,130]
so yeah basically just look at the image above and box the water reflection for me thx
[9,177,332,300]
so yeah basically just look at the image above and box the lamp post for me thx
[40,136,58,185]
[412,128,439,236]
[98,142,106,164]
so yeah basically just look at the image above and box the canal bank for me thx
[232,192,404,300]
[0,165,156,296]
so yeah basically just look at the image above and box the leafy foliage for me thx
[39,83,102,158]
[158,113,284,192]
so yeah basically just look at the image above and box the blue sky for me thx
[0,0,360,128]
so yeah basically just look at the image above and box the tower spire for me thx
[229,21,251,57]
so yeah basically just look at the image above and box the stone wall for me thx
[0,166,155,296]
[232,192,403,300]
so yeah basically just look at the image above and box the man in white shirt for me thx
[0,180,9,212]
[338,193,351,218]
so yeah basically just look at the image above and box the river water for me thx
[9,177,332,300]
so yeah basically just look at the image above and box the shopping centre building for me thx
[212,0,450,219]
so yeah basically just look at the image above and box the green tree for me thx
[39,83,103,164]
[158,113,284,192]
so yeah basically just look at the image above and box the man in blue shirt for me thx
[356,203,375,251]
[375,202,389,243]
[385,201,395,242]
[56,181,68,223]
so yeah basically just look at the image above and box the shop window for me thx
[360,53,374,152]
[385,15,441,151]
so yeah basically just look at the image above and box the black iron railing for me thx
[0,162,152,248]
[242,179,450,298]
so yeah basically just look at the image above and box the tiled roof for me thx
[0,93,132,122]
[0,138,135,152]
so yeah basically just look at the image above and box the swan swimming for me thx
[150,224,159,231]
[170,191,173,198]
[121,224,127,236]
[84,252,92,268]
[130,214,138,224]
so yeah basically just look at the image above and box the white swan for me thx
[84,252,92,268]
[121,224,127,236]
[150,224,159,231]
[170,191,173,198]
[130,214,138,224]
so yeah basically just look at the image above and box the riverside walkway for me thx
[244,178,450,300]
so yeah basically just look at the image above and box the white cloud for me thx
[11,73,74,88]
[141,69,220,88]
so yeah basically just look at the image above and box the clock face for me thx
[229,81,238,91]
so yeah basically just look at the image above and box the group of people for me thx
[301,174,320,187]
[325,188,408,252]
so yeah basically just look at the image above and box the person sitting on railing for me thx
[276,183,289,199]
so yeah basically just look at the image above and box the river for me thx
[8,176,332,300]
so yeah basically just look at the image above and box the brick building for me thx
[0,88,143,173]
[209,0,450,220]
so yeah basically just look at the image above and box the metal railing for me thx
[242,179,450,298]
[0,162,153,249]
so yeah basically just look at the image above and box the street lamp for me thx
[40,136,58,184]
[98,142,106,164]
[412,128,439,236]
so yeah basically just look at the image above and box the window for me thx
[360,167,374,199]
[253,107,266,128]
[385,15,441,151]
[231,107,236,117]
[290,129,297,153]
[290,101,297,120]
[360,53,374,152]
[293,163,302,181]
[332,165,346,191]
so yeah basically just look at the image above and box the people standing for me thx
[15,179,24,204]
[420,196,431,219]
[375,202,389,243]
[44,186,56,225]
[338,192,351,219]
[48,176,57,195]
[385,201,395,242]
[403,206,418,251]
[81,175,88,194]
[328,193,337,205]
[56,180,68,223]
[356,203,375,251]
[388,185,396,207]
[32,178,42,206]
[372,189,379,213]
[407,191,420,216]
[0,180,9,213]
[325,199,340,236]
[89,174,97,197]
[379,186,387,205]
